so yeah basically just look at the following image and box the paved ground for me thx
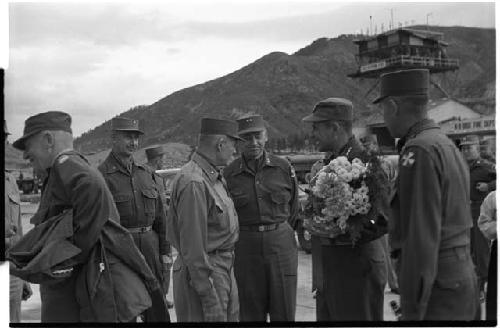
[18,201,401,322]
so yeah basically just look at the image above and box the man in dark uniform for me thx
[224,115,299,321]
[375,69,479,320]
[99,118,170,321]
[5,121,32,322]
[460,135,496,302]
[479,138,496,164]
[11,111,137,322]
[302,99,388,321]
[167,118,241,322]
[145,145,174,309]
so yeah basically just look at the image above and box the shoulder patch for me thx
[58,155,69,164]
[401,151,415,167]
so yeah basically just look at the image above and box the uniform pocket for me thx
[270,192,291,217]
[114,193,133,219]
[142,189,158,215]
[230,190,248,209]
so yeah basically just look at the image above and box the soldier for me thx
[145,145,174,309]
[223,115,299,321]
[374,69,479,320]
[302,99,388,320]
[10,111,148,322]
[460,135,496,306]
[5,120,32,322]
[98,118,170,321]
[479,138,496,164]
[167,118,241,322]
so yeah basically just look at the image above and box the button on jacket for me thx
[167,152,239,322]
[391,119,477,320]
[223,151,299,228]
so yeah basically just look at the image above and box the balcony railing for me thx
[359,55,459,73]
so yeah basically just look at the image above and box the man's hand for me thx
[476,182,490,193]
[22,282,33,301]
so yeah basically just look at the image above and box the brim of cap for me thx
[12,130,40,151]
[227,134,245,141]
[113,128,144,134]
[238,126,266,135]
[372,95,388,104]
[301,114,331,123]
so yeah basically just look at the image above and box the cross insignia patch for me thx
[58,155,69,164]
[401,152,415,167]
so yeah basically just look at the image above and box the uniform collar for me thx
[337,136,359,158]
[398,119,439,152]
[192,152,220,183]
[238,150,278,173]
[108,150,144,174]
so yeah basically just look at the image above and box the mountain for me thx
[69,25,493,153]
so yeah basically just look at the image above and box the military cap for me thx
[13,111,72,151]
[237,115,266,135]
[200,118,243,141]
[373,69,429,104]
[302,98,353,122]
[4,120,10,135]
[479,138,495,147]
[145,145,165,161]
[460,134,480,146]
[111,117,143,134]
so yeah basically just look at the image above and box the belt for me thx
[239,222,284,232]
[127,225,153,233]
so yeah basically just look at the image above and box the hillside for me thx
[64,26,499,153]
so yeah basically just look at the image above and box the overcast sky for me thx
[2,1,496,141]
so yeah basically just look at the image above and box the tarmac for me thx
[18,201,402,323]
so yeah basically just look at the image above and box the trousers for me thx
[234,222,298,321]
[319,238,387,321]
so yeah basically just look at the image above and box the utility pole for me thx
[370,15,373,35]
[426,12,433,30]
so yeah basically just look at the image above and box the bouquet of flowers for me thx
[303,155,388,244]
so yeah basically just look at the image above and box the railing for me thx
[359,55,459,73]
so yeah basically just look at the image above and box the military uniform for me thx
[224,150,299,321]
[375,70,479,320]
[467,157,496,289]
[5,170,25,322]
[302,99,388,321]
[166,118,240,322]
[98,151,169,318]
[316,137,387,320]
[32,149,122,322]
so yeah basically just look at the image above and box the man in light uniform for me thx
[167,118,241,322]
[5,120,32,322]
